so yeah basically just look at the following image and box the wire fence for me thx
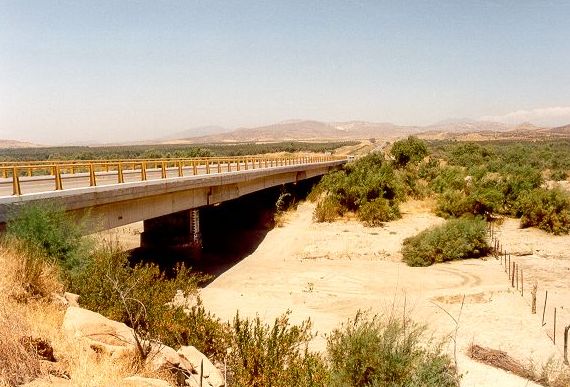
[487,221,569,365]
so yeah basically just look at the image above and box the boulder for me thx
[62,307,196,379]
[62,306,136,357]
[178,346,224,387]
[63,292,80,307]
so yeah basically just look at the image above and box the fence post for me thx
[511,262,515,288]
[542,290,548,326]
[521,269,524,296]
[178,161,183,177]
[531,282,537,314]
[553,308,557,344]
[161,161,167,179]
[564,325,570,364]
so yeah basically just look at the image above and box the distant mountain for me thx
[547,123,570,135]
[160,126,228,141]
[178,120,423,143]
[0,139,42,149]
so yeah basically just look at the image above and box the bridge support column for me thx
[140,209,202,251]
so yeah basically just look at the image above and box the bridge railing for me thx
[0,155,342,196]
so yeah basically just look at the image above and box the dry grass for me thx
[0,239,63,301]
[0,304,41,385]
[0,240,164,386]
[468,344,570,387]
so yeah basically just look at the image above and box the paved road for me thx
[0,161,271,197]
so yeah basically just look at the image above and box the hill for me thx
[0,139,42,149]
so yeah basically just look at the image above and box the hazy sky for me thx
[1,1,570,144]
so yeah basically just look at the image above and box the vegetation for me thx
[311,152,405,225]
[402,217,489,267]
[517,188,570,235]
[424,140,570,234]
[2,202,463,386]
[326,312,459,387]
[6,201,91,276]
[228,312,327,387]
[0,141,357,161]
[390,136,429,167]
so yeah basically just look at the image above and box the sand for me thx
[200,201,568,386]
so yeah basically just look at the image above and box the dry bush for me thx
[0,304,41,386]
[468,344,570,387]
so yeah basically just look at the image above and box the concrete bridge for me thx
[0,156,345,248]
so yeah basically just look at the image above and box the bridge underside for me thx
[66,163,339,233]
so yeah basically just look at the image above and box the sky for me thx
[1,1,570,144]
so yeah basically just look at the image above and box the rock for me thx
[62,306,137,356]
[62,307,195,380]
[51,293,68,307]
[148,343,194,376]
[178,346,224,387]
[122,376,173,386]
[63,292,79,307]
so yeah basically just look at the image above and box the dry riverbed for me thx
[101,200,570,386]
[200,201,569,387]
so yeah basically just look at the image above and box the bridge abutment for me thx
[140,208,202,251]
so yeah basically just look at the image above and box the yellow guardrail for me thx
[0,155,341,196]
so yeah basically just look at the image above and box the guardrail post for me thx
[12,167,21,196]
[244,159,248,170]
[161,161,167,179]
[27,167,32,177]
[178,161,183,177]
[139,162,144,180]
[54,165,63,190]
[227,160,231,172]
[118,162,124,184]
[2,168,7,178]
[252,158,256,169]
[192,161,197,175]
[89,164,96,186]
[205,160,210,174]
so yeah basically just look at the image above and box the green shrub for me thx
[313,153,404,224]
[390,136,429,168]
[430,166,466,194]
[550,169,568,181]
[326,311,459,387]
[402,217,489,267]
[70,243,222,354]
[517,188,570,235]
[314,196,343,222]
[357,198,400,226]
[6,202,90,275]
[435,190,473,218]
[228,312,328,387]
